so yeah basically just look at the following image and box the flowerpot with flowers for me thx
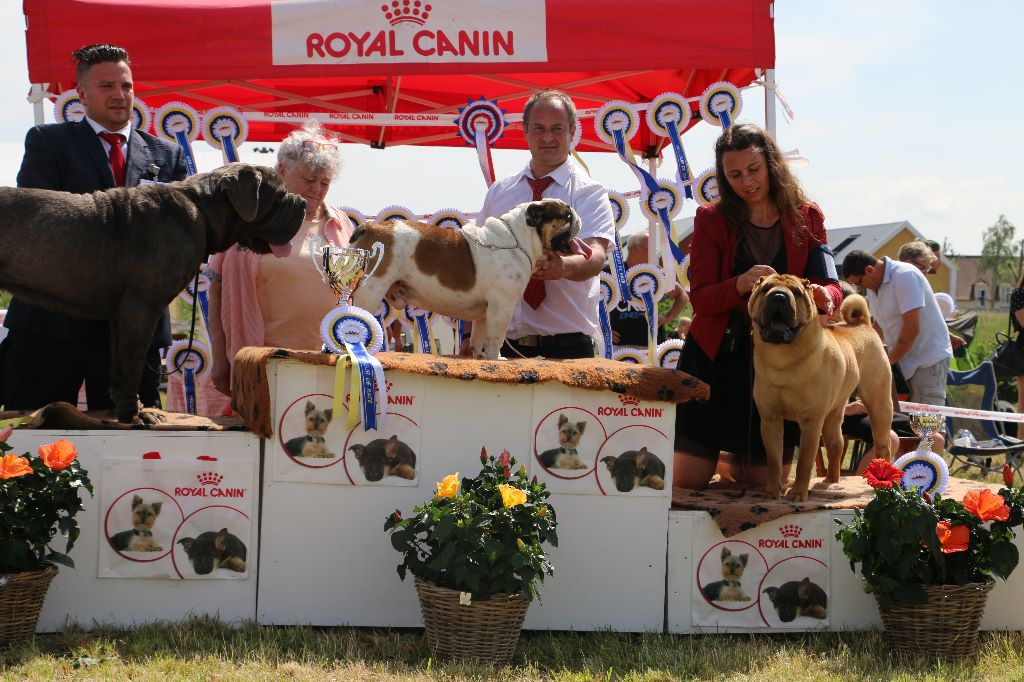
[0,429,93,645]
[836,459,1024,659]
[385,448,557,663]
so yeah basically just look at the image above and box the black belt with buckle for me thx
[511,332,590,348]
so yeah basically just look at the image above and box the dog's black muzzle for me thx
[756,289,802,344]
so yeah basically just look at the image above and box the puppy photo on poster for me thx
[595,424,671,497]
[531,405,606,494]
[343,412,420,486]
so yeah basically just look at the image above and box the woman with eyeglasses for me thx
[673,122,843,491]
[209,121,354,397]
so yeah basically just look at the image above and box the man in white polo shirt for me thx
[475,89,614,359]
[842,250,953,405]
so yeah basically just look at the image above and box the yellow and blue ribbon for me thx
[155,102,201,176]
[699,81,743,130]
[202,106,248,164]
[321,305,386,431]
[647,92,695,199]
[168,340,210,415]
[626,264,666,366]
[598,272,620,360]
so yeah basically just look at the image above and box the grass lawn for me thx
[4,617,1024,681]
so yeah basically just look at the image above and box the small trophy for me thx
[309,237,382,305]
[909,412,945,452]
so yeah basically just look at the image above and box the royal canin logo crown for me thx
[618,394,640,407]
[780,524,803,539]
[197,472,224,487]
[381,0,432,26]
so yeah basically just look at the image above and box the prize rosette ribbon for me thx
[155,102,201,176]
[177,266,214,333]
[638,179,688,289]
[320,305,386,431]
[455,97,506,187]
[612,347,648,364]
[403,306,436,355]
[647,92,695,199]
[429,208,469,230]
[168,340,210,416]
[201,106,248,164]
[53,89,86,123]
[132,98,153,133]
[699,81,743,129]
[894,450,950,497]
[375,205,414,223]
[598,272,621,360]
[656,339,685,369]
[596,101,687,290]
[337,206,367,230]
[605,189,632,305]
[693,167,720,207]
[375,299,398,347]
[626,263,666,366]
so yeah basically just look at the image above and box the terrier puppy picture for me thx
[283,401,335,458]
[109,495,164,552]
[538,413,588,470]
[700,547,751,602]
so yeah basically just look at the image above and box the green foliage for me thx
[836,463,1024,611]
[384,449,557,600]
[0,435,94,573]
[979,215,1021,309]
[0,289,10,309]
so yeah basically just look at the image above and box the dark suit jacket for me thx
[5,120,188,342]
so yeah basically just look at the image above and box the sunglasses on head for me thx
[301,140,337,153]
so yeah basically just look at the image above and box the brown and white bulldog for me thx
[349,198,582,359]
[748,274,893,501]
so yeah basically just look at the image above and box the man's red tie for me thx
[98,131,126,187]
[522,175,555,309]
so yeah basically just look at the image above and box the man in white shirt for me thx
[476,90,614,359]
[842,250,953,405]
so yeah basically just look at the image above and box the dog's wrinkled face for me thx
[748,273,816,344]
[525,198,580,254]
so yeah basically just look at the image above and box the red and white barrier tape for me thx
[898,401,1024,424]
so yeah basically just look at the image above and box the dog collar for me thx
[309,436,326,443]
[464,219,534,269]
[722,579,741,587]
[132,529,153,537]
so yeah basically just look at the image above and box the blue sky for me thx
[0,1,1019,255]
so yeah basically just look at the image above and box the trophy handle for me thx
[365,241,385,278]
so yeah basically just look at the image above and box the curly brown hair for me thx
[713,123,812,241]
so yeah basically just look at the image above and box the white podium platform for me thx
[6,430,261,631]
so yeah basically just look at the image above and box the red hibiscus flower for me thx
[0,453,33,480]
[936,521,969,554]
[862,459,905,489]
[1003,463,1015,488]
[38,439,78,471]
[963,488,1010,523]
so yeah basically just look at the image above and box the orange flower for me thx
[862,459,905,489]
[963,488,1010,523]
[38,439,77,471]
[0,453,33,480]
[936,521,969,553]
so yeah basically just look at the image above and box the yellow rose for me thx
[518,464,527,476]
[435,473,460,499]
[537,506,548,518]
[498,484,527,508]
[516,538,527,551]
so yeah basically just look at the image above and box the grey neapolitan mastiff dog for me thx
[0,163,305,424]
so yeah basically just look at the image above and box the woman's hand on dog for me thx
[809,283,834,316]
[736,264,776,296]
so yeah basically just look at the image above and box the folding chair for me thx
[947,311,980,371]
[945,360,1024,476]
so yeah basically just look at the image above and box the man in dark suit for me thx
[0,44,187,413]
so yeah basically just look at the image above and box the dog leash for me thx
[147,268,202,378]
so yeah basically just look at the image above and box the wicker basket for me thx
[0,563,58,646]
[414,577,529,663]
[876,581,993,659]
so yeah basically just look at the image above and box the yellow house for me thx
[827,221,955,296]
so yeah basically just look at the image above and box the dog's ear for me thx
[224,164,263,222]
[634,447,648,470]
[131,494,142,508]
[576,421,587,435]
[525,201,545,228]
[304,401,315,415]
[214,528,229,553]
[323,408,333,422]
[569,207,582,237]
[601,456,617,471]
[349,444,365,460]
[558,414,568,427]
[151,501,163,515]
[178,537,193,552]
[385,435,399,461]
[739,553,749,567]
[721,546,732,560]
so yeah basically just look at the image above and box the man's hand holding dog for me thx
[534,239,608,282]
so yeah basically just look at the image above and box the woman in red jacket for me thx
[675,123,842,489]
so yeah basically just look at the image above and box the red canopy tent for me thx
[22,0,776,153]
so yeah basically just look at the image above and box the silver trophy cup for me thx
[309,237,384,304]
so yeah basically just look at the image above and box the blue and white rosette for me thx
[693,167,720,207]
[605,189,632,305]
[53,89,86,123]
[168,340,210,416]
[700,81,743,129]
[455,97,506,187]
[894,450,950,497]
[596,101,687,286]
[626,263,666,366]
[155,102,201,176]
[177,266,214,333]
[403,306,436,354]
[337,206,367,230]
[429,208,469,230]
[320,304,386,431]
[647,92,695,199]
[132,98,152,133]
[613,347,648,364]
[638,179,688,289]
[656,339,685,369]
[201,106,248,164]
[598,272,621,360]
[375,205,414,223]
[375,299,398,347]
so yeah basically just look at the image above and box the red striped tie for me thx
[98,131,126,186]
[522,176,555,309]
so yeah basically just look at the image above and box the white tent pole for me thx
[30,83,45,125]
[765,68,777,138]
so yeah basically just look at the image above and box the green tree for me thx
[980,215,1020,308]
